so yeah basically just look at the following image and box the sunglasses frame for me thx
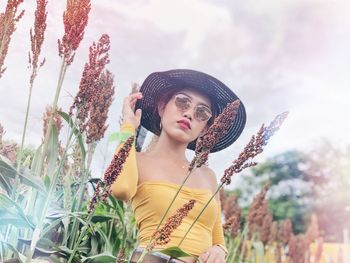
[173,93,213,122]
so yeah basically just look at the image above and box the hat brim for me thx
[135,69,246,153]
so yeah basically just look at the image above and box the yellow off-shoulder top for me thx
[110,123,227,257]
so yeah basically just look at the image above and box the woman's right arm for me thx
[110,122,138,201]
[110,92,143,202]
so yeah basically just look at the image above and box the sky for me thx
[0,0,349,181]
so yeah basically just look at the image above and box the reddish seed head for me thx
[223,213,241,238]
[0,143,17,164]
[85,70,115,143]
[247,184,273,243]
[0,0,25,78]
[58,0,91,65]
[279,219,293,245]
[42,105,63,141]
[287,234,309,263]
[220,112,288,185]
[29,0,48,85]
[190,100,240,170]
[69,34,113,143]
[147,199,196,250]
[87,136,134,214]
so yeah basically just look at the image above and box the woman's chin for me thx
[166,130,195,144]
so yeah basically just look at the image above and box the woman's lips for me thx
[177,120,191,129]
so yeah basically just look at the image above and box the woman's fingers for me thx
[206,254,218,263]
[198,250,224,263]
[135,108,142,122]
[121,92,143,127]
[124,93,142,111]
[199,252,209,262]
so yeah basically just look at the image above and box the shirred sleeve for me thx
[212,199,228,255]
[110,122,139,202]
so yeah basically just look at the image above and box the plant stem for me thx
[156,167,195,229]
[159,157,203,228]
[178,181,225,247]
[14,80,34,190]
[67,213,93,263]
[136,248,148,263]
[238,224,249,263]
[10,81,36,252]
[35,58,67,178]
[68,142,95,248]
[230,235,241,262]
[25,126,75,263]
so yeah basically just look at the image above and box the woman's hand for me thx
[198,245,226,263]
[121,92,143,128]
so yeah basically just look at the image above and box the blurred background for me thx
[1,0,349,245]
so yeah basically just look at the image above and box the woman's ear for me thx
[157,102,166,118]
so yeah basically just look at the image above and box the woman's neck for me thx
[147,132,189,163]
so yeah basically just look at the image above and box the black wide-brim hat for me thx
[135,69,246,153]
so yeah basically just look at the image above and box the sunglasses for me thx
[174,93,212,122]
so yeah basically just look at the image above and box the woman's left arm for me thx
[199,202,227,262]
[199,169,228,263]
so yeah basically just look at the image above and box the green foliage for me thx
[236,150,314,233]
[159,246,192,258]
[251,150,308,184]
[269,196,310,233]
[0,113,137,263]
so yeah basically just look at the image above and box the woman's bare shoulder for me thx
[198,165,219,193]
[135,151,154,182]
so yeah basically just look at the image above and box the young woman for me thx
[111,69,246,263]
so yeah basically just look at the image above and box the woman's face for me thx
[158,88,212,144]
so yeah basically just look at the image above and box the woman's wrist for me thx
[215,244,228,258]
[120,121,137,133]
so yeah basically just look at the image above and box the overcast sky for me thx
[0,0,349,181]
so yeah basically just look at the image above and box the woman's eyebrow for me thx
[177,92,211,108]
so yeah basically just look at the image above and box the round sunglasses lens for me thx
[175,96,191,111]
[195,107,212,122]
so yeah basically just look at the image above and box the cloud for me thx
[0,0,349,181]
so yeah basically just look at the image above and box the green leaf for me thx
[108,131,133,143]
[43,175,51,191]
[0,193,35,229]
[42,216,65,238]
[49,244,83,263]
[107,195,125,226]
[0,241,27,262]
[46,124,59,177]
[89,236,99,256]
[93,226,112,252]
[17,237,59,257]
[0,169,12,195]
[0,216,34,229]
[0,156,46,194]
[58,111,86,160]
[19,169,47,194]
[36,238,61,253]
[90,212,122,223]
[31,144,43,175]
[252,241,265,263]
[0,154,17,178]
[83,253,116,263]
[159,246,192,258]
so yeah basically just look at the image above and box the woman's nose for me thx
[182,108,194,121]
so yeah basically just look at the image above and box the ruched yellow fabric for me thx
[110,123,227,257]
